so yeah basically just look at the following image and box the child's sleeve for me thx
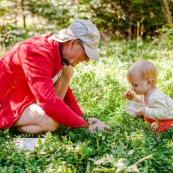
[131,95,143,103]
[145,98,168,120]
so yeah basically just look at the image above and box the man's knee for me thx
[13,104,60,133]
[47,120,60,132]
[42,117,60,132]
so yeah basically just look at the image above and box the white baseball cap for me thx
[52,19,100,61]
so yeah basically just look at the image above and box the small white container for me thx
[125,100,143,116]
[14,138,45,151]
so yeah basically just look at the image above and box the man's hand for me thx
[88,121,111,134]
[62,65,73,79]
[87,118,100,125]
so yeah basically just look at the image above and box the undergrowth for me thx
[0,29,173,173]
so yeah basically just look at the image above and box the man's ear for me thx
[67,40,77,50]
[69,40,76,46]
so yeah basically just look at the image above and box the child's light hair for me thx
[127,60,158,87]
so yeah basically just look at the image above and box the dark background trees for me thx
[0,0,172,47]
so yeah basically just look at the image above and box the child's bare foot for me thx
[151,122,161,135]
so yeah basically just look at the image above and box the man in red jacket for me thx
[0,19,110,134]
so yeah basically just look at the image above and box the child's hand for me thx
[135,106,145,116]
[124,90,134,100]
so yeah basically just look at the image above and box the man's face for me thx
[62,40,90,67]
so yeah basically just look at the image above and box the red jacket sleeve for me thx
[19,41,88,129]
[63,87,83,117]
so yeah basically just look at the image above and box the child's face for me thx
[128,76,150,95]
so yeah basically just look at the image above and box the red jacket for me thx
[0,34,88,129]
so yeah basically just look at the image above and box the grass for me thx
[0,29,173,172]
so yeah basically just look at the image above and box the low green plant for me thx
[0,29,173,173]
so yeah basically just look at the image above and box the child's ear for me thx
[147,78,153,85]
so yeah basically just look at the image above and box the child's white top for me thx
[145,88,173,120]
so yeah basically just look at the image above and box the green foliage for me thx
[85,0,170,38]
[0,0,173,45]
[0,26,28,47]
[0,31,173,172]
[25,0,73,28]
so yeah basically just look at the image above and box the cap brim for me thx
[83,44,99,61]
[52,29,76,42]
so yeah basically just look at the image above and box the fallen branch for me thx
[133,154,152,166]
